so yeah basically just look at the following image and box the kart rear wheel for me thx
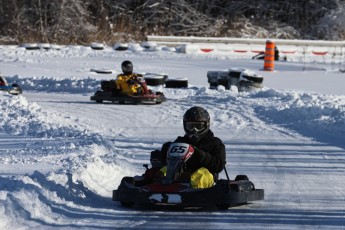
[216,204,229,210]
[235,175,249,181]
[121,202,134,207]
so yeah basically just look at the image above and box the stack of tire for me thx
[113,43,128,51]
[207,71,219,89]
[90,42,104,50]
[216,71,230,89]
[207,68,244,90]
[165,78,188,88]
[143,74,168,86]
[0,76,23,95]
[238,70,264,92]
[144,74,188,88]
[228,68,245,90]
[207,68,263,92]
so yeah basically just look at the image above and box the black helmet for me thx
[121,60,133,74]
[183,106,210,142]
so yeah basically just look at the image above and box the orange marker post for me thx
[264,40,275,71]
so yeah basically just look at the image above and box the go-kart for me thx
[113,143,264,210]
[0,76,23,95]
[90,76,166,104]
[252,51,287,61]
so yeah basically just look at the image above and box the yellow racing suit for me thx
[115,73,143,95]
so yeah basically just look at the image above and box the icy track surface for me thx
[0,45,345,229]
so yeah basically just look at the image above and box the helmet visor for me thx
[122,65,133,73]
[185,122,206,132]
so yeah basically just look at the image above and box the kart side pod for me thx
[113,174,264,210]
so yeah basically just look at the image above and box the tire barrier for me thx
[207,69,263,92]
[312,51,328,55]
[146,36,342,60]
[90,68,114,74]
[144,75,168,86]
[113,43,128,51]
[264,40,275,71]
[281,50,296,54]
[90,42,104,50]
[200,48,214,53]
[251,50,264,53]
[22,43,40,50]
[165,78,188,88]
[233,50,248,53]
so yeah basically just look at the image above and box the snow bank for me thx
[9,75,99,93]
[254,89,345,147]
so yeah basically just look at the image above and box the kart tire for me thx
[235,175,249,181]
[96,100,103,103]
[23,43,40,50]
[144,75,167,86]
[114,43,128,51]
[90,42,104,50]
[165,78,188,88]
[238,81,263,92]
[90,68,113,74]
[121,202,134,207]
[241,75,263,83]
[216,204,230,210]
[10,84,23,95]
[209,83,218,89]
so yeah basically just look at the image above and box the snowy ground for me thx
[0,44,345,229]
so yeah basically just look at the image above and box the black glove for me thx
[126,79,135,85]
[186,146,206,168]
[174,163,191,182]
[161,142,172,153]
[150,150,163,168]
[193,146,207,163]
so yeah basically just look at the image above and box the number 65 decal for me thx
[170,145,187,153]
[168,143,193,157]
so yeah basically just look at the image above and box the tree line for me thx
[0,0,344,45]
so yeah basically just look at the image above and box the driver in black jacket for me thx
[149,106,226,188]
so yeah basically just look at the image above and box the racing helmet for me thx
[121,60,133,75]
[183,106,210,141]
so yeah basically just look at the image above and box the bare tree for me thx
[0,0,344,44]
[49,0,93,44]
